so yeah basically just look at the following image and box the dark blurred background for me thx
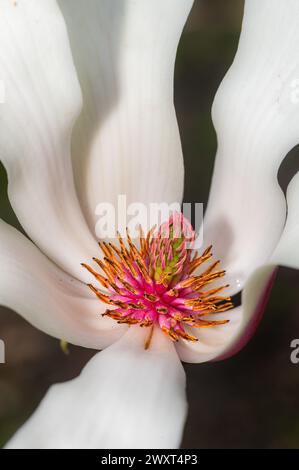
[1,0,299,449]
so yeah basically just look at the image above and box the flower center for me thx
[82,212,233,343]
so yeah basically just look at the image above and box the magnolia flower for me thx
[1,0,299,450]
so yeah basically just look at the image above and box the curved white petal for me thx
[178,0,299,362]
[180,165,299,363]
[203,0,299,294]
[0,220,126,349]
[6,327,187,449]
[59,0,194,230]
[271,172,299,268]
[240,171,299,360]
[216,166,299,361]
[0,0,98,281]
[178,164,299,363]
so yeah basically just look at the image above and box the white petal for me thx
[216,169,299,363]
[178,0,299,362]
[0,0,98,280]
[0,220,125,349]
[180,165,299,363]
[203,0,299,294]
[271,172,299,268]
[218,174,299,358]
[59,0,194,229]
[179,164,299,363]
[6,327,187,449]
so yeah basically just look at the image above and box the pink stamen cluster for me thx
[82,213,232,343]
